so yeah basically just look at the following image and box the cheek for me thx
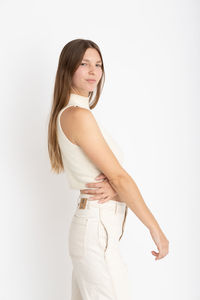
[97,69,103,80]
[72,68,86,85]
[78,67,87,78]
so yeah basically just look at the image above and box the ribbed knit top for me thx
[56,93,124,190]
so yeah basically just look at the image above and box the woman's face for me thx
[71,48,103,97]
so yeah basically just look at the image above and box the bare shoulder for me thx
[60,106,89,145]
[60,106,92,129]
[72,107,98,131]
[70,108,126,182]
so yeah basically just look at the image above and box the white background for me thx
[0,0,199,299]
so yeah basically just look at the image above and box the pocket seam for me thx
[98,210,108,254]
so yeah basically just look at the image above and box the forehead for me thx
[82,48,102,62]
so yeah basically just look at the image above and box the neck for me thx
[67,93,90,110]
[71,89,90,97]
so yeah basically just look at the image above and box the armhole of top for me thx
[58,105,79,147]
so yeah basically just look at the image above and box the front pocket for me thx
[68,215,89,258]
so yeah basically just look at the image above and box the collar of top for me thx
[68,93,90,109]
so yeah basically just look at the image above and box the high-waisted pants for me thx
[68,194,133,300]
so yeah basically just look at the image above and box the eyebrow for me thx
[82,59,102,63]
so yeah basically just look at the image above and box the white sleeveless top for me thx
[56,93,124,190]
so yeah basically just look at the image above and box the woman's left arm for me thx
[80,172,122,203]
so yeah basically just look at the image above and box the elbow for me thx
[109,172,131,190]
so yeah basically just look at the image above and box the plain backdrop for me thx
[0,0,199,299]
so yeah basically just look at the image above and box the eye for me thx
[80,62,102,68]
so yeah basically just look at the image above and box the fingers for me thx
[88,194,109,202]
[82,175,113,202]
[98,196,110,203]
[151,250,159,260]
[85,176,108,190]
[95,173,107,180]
[151,248,168,260]
[81,187,103,195]
[85,182,104,188]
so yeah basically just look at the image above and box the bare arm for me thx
[61,107,169,259]
[109,171,161,231]
[65,108,157,229]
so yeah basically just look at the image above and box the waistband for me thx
[76,193,127,212]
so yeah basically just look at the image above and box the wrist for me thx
[112,193,121,201]
[148,223,161,233]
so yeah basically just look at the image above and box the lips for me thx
[86,79,96,82]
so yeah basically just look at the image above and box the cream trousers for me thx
[68,195,133,300]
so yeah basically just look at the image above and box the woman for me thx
[48,39,169,300]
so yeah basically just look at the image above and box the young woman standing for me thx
[48,38,169,300]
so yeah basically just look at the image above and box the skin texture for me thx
[61,47,169,261]
[80,172,123,203]
[71,47,119,203]
[71,47,103,96]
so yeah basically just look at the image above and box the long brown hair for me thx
[47,39,105,174]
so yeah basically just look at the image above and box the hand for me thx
[80,172,117,203]
[149,227,169,260]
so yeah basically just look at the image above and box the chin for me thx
[85,87,95,93]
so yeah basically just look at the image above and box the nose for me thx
[88,64,96,73]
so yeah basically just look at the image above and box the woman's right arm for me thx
[63,107,169,260]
